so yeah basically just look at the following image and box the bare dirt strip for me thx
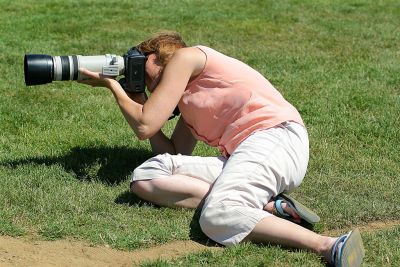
[0,237,221,267]
[1,220,398,267]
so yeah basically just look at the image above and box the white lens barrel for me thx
[52,54,125,81]
[53,56,63,81]
[77,54,124,80]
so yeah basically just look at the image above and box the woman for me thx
[79,31,364,266]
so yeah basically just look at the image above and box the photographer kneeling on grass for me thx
[79,31,364,267]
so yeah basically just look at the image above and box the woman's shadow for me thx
[2,146,216,245]
[2,145,152,185]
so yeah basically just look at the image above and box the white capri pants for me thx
[131,121,309,246]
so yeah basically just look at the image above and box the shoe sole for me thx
[278,194,320,224]
[340,228,365,267]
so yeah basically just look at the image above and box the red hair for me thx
[136,31,187,67]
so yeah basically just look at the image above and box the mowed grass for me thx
[0,0,399,266]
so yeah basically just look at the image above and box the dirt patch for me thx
[358,220,400,233]
[0,236,221,267]
[1,219,398,266]
[323,219,400,236]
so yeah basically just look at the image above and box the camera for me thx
[24,48,147,93]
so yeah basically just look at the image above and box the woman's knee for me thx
[199,205,216,240]
[132,153,174,181]
[199,200,262,246]
[130,180,154,197]
[130,153,175,195]
[199,204,232,243]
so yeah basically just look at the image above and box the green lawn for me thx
[0,0,399,266]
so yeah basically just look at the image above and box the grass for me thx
[0,0,399,266]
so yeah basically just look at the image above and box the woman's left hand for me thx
[78,68,120,89]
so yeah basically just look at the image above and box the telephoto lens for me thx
[24,54,125,86]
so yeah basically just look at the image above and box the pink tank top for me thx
[178,46,304,157]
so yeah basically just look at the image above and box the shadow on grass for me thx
[1,146,152,185]
[114,190,160,208]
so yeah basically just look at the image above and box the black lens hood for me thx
[24,54,54,85]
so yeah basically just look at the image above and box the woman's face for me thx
[145,54,163,93]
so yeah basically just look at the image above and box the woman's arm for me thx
[149,116,197,155]
[79,47,205,140]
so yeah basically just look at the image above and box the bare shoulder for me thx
[172,47,206,76]
[175,46,204,54]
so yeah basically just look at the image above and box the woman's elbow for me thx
[136,133,148,141]
[135,125,156,140]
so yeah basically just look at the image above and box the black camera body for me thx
[120,48,147,93]
[24,47,147,93]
